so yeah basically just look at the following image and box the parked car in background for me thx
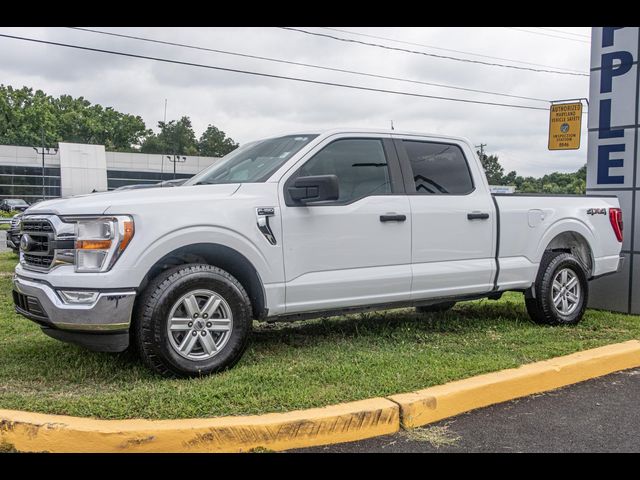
[0,198,29,212]
[11,129,623,377]
[5,212,23,254]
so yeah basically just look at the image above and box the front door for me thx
[280,134,412,313]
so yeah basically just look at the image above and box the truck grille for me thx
[21,219,55,270]
[23,253,54,268]
[22,220,53,233]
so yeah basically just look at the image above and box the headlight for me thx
[74,216,134,272]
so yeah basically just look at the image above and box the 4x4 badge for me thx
[587,208,607,215]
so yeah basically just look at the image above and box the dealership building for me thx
[0,143,221,201]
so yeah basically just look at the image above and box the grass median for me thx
[0,251,638,420]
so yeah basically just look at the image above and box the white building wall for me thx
[0,143,221,199]
[0,144,61,168]
[58,143,108,197]
[104,151,218,175]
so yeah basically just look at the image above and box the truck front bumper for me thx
[12,275,136,352]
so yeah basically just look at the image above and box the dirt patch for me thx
[0,440,17,453]
[400,424,461,449]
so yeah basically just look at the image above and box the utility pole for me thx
[32,128,58,201]
[161,100,167,186]
[475,143,487,158]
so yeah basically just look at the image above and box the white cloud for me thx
[0,26,592,176]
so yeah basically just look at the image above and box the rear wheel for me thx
[135,264,252,377]
[416,301,456,314]
[525,251,588,325]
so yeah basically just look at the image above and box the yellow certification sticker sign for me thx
[548,102,583,150]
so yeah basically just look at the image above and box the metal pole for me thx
[173,155,177,180]
[41,127,45,200]
[475,143,487,158]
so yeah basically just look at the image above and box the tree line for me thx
[478,151,586,195]
[0,85,238,157]
[1,84,586,193]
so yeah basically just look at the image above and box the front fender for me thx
[130,225,279,287]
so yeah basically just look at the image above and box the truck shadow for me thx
[251,298,531,345]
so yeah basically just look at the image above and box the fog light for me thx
[58,290,99,305]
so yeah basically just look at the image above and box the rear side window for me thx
[402,140,474,195]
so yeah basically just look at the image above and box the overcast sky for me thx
[0,26,592,177]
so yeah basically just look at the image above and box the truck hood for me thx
[24,184,241,216]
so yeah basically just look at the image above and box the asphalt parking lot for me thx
[294,368,640,453]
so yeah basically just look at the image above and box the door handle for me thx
[467,212,490,220]
[380,214,407,222]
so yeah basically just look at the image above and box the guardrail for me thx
[0,219,12,224]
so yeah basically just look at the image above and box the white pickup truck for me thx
[12,129,624,377]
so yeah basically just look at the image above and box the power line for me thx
[67,27,549,103]
[504,27,590,44]
[278,27,589,77]
[534,27,590,39]
[0,33,550,112]
[319,27,588,75]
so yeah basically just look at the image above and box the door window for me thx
[293,138,392,203]
[402,141,474,195]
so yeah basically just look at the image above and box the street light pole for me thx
[32,128,58,201]
[167,155,187,181]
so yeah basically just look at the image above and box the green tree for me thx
[198,124,238,157]
[477,150,506,185]
[0,84,149,150]
[140,116,199,155]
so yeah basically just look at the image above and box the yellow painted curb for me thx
[0,397,399,453]
[1,340,639,452]
[388,340,640,428]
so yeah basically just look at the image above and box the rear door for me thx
[393,136,496,299]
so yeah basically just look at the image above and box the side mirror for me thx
[288,175,339,204]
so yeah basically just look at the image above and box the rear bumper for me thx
[591,255,624,281]
[12,275,136,352]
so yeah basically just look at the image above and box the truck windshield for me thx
[186,134,318,185]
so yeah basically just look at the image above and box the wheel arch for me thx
[541,230,595,278]
[137,243,267,320]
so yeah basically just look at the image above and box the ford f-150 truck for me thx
[12,129,624,377]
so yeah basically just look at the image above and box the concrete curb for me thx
[1,340,639,452]
[0,397,399,453]
[389,340,640,428]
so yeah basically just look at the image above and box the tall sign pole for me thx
[586,27,640,313]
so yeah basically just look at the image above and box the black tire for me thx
[416,301,456,314]
[525,251,588,326]
[134,263,252,377]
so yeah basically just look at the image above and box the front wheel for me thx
[525,251,588,325]
[134,264,253,377]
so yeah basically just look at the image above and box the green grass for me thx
[0,251,638,420]
[0,223,10,231]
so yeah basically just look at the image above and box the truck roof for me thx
[280,128,472,145]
